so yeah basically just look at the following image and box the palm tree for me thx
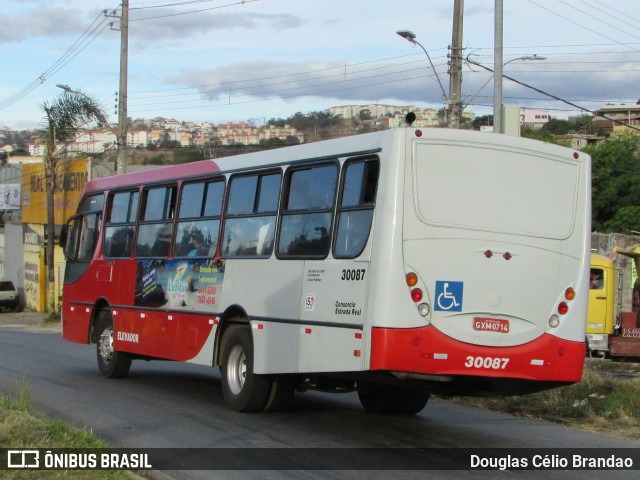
[40,90,108,315]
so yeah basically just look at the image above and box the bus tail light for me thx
[549,286,575,328]
[406,272,418,287]
[411,288,423,302]
[557,302,569,315]
[405,269,431,318]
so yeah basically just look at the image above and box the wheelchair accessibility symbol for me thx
[434,281,463,312]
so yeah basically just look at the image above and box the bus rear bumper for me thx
[370,325,585,387]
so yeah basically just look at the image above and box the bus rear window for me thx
[412,143,579,239]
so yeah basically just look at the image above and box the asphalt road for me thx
[1,321,639,480]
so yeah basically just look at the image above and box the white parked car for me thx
[0,280,20,311]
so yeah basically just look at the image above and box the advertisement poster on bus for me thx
[134,259,225,311]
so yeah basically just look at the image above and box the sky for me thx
[1,0,640,130]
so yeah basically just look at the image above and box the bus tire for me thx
[357,383,429,415]
[220,325,271,412]
[262,377,296,412]
[96,310,132,378]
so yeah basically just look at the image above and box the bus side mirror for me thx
[62,215,81,262]
[59,224,68,248]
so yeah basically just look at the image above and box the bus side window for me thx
[104,191,139,258]
[277,163,338,258]
[334,158,379,258]
[65,193,105,262]
[222,172,281,258]
[136,186,176,258]
[77,213,101,262]
[174,180,224,258]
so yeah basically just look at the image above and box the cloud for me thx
[129,12,304,43]
[0,8,92,43]
[159,51,640,116]
[166,58,449,107]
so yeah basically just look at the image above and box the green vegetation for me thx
[586,133,640,233]
[449,359,640,440]
[0,385,130,479]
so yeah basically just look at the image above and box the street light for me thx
[396,30,448,103]
[56,84,83,95]
[463,55,546,110]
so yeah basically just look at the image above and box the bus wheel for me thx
[96,310,132,378]
[220,325,271,412]
[357,383,430,415]
[262,377,296,412]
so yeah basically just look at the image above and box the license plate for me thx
[473,317,509,333]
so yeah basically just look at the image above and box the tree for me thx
[539,118,571,135]
[585,133,640,233]
[40,90,108,315]
[472,115,493,130]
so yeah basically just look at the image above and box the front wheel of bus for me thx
[357,383,430,415]
[220,325,271,412]
[96,310,132,378]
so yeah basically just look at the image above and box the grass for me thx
[448,358,640,440]
[0,383,132,479]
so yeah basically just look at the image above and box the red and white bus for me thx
[61,124,591,413]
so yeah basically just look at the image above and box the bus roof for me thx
[81,127,586,195]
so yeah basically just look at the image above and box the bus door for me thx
[297,157,379,373]
[119,185,178,359]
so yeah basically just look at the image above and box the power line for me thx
[525,0,640,53]
[574,0,640,34]
[465,54,640,132]
[131,0,234,10]
[130,0,259,21]
[557,0,640,42]
[0,0,257,114]
[0,12,114,111]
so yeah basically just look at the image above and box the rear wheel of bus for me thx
[220,324,273,412]
[357,382,430,414]
[96,309,132,378]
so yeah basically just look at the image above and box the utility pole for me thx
[493,0,504,134]
[447,0,464,129]
[116,0,129,174]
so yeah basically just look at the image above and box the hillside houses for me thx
[28,118,306,155]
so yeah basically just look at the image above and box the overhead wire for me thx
[130,0,238,10]
[0,11,114,111]
[2,0,640,122]
[465,53,640,132]
[574,0,640,34]
[525,0,640,53]
[556,0,640,42]
[0,0,257,113]
[129,0,259,21]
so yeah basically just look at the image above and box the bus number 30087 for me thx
[464,356,510,370]
[341,269,366,281]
